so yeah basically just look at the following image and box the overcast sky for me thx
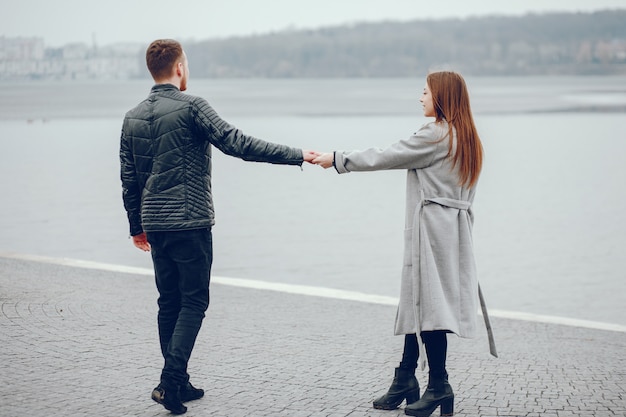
[3,0,626,47]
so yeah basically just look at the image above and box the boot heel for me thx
[405,388,420,405]
[440,396,454,416]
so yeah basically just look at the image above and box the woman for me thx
[313,71,494,417]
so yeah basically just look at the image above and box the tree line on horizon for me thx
[181,10,626,78]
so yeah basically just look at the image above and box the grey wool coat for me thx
[334,121,480,351]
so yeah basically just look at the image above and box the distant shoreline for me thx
[2,10,626,80]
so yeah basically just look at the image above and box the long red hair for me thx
[427,71,483,188]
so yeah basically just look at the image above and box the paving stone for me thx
[1,256,625,417]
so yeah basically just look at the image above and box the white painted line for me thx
[483,309,626,333]
[2,252,625,333]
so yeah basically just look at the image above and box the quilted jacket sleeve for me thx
[190,97,303,166]
[119,124,144,236]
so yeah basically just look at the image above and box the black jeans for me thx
[146,228,213,388]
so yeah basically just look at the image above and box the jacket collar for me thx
[151,83,180,92]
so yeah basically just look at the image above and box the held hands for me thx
[302,150,321,163]
[302,150,334,169]
[312,152,334,169]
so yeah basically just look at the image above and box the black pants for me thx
[400,331,448,379]
[146,228,213,388]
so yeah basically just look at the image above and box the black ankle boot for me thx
[404,376,454,417]
[373,367,420,410]
[152,383,187,414]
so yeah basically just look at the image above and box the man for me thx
[120,39,317,415]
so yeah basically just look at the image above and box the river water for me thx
[0,76,625,326]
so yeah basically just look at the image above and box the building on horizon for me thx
[0,36,143,81]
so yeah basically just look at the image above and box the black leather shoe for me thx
[152,384,187,415]
[180,382,204,402]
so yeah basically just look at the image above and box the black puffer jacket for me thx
[120,84,303,236]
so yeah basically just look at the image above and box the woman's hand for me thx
[312,152,334,169]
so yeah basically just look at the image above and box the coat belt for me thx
[479,283,498,358]
[424,196,472,211]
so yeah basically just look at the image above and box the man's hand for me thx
[132,232,151,252]
[302,150,321,164]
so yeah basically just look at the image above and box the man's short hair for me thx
[146,39,183,80]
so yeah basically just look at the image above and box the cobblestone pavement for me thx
[1,256,625,417]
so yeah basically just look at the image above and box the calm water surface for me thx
[0,77,625,326]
